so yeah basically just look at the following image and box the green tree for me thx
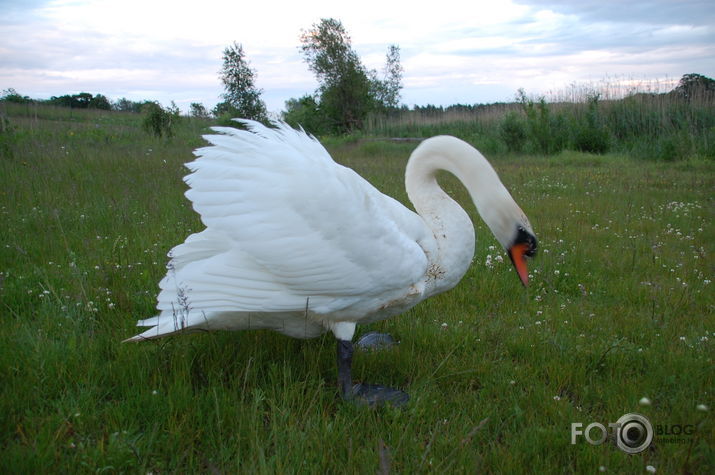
[89,94,111,110]
[672,73,715,100]
[113,97,150,113]
[189,102,210,119]
[372,45,403,111]
[300,18,374,133]
[299,19,403,133]
[1,88,33,103]
[47,92,111,109]
[219,42,267,121]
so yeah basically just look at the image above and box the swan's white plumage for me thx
[128,120,438,341]
[128,120,534,343]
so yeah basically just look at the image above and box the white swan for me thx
[126,120,537,405]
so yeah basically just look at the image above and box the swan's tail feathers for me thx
[122,315,203,342]
[136,316,160,327]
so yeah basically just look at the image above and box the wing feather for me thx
[142,120,433,337]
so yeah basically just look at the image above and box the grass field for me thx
[1,104,713,473]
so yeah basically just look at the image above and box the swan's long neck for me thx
[405,136,521,291]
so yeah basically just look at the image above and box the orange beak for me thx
[509,243,530,287]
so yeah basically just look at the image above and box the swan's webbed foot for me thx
[349,383,409,407]
[355,331,397,350]
[337,338,408,407]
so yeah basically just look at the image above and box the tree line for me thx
[1,89,149,112]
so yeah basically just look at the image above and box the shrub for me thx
[283,95,328,135]
[517,90,567,155]
[0,114,18,158]
[142,102,180,138]
[701,127,715,160]
[499,111,527,152]
[574,126,610,154]
[574,94,610,154]
[656,132,692,161]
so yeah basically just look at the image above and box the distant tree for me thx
[415,104,444,117]
[113,97,150,112]
[75,92,93,107]
[1,88,33,103]
[219,42,267,121]
[189,102,210,119]
[48,92,112,109]
[299,18,377,133]
[114,97,133,111]
[298,18,404,133]
[300,20,397,130]
[672,73,715,100]
[90,94,111,110]
[166,101,181,117]
[48,94,74,108]
[372,45,403,111]
[211,101,235,117]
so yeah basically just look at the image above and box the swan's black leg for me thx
[336,338,409,407]
[337,339,354,399]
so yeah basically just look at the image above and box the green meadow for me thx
[0,103,713,473]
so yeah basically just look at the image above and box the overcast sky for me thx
[1,0,713,113]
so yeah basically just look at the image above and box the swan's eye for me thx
[513,225,537,258]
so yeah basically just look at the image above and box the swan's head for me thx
[457,161,536,286]
[481,199,537,286]
[506,223,538,287]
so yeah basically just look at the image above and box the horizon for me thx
[5,73,698,116]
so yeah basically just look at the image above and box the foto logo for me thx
[571,413,653,454]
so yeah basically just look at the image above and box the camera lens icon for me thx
[615,413,653,454]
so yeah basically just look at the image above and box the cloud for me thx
[513,0,715,26]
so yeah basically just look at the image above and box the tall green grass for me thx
[0,104,713,472]
[365,81,715,161]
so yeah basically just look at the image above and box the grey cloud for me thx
[513,0,715,26]
[448,9,714,61]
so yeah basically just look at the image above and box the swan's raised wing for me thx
[149,120,433,332]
